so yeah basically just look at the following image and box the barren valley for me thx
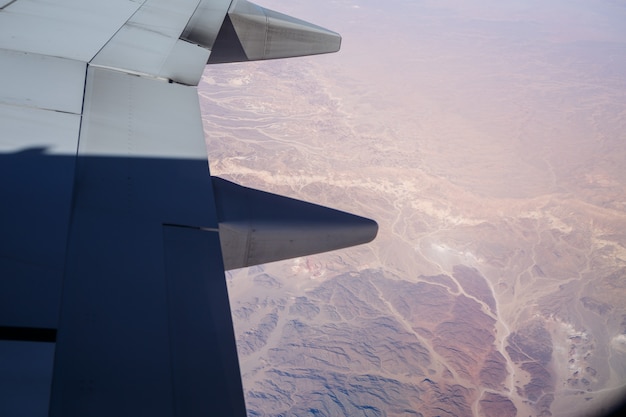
[200,1,626,415]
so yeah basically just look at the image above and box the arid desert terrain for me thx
[200,1,626,415]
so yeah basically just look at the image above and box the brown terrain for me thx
[200,0,626,415]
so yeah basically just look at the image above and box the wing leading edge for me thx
[0,1,376,416]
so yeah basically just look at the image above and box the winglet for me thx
[212,177,377,270]
[183,0,341,64]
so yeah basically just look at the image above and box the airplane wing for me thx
[0,1,377,416]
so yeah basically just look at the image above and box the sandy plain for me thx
[200,0,626,415]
